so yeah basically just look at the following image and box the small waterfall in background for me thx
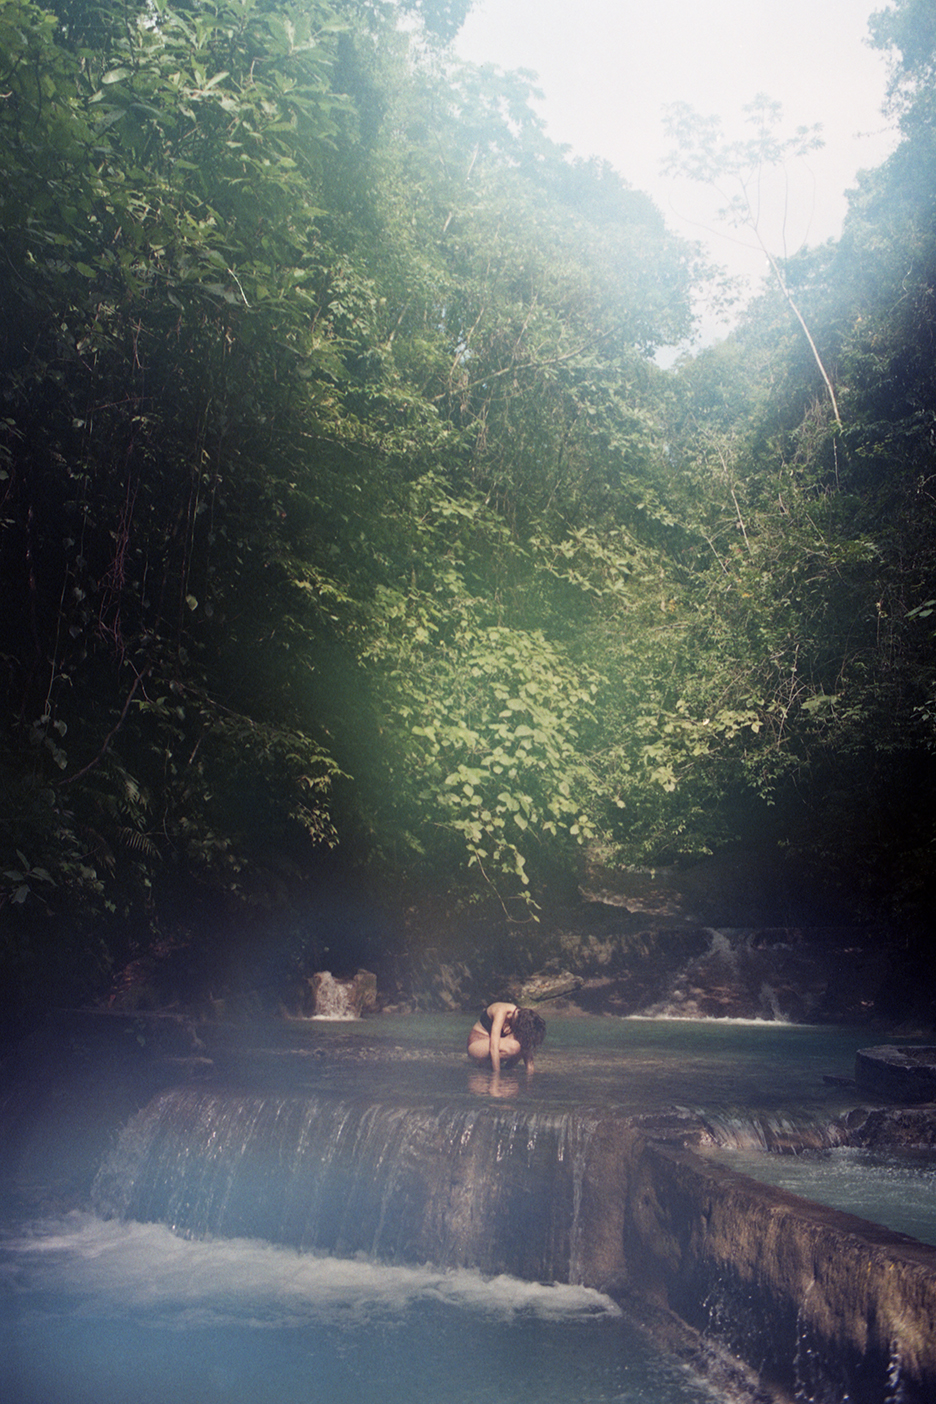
[309,971,360,1019]
[642,928,799,1021]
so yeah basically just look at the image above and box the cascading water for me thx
[640,927,822,1022]
[0,1212,715,1404]
[1,1049,718,1404]
[696,1107,849,1152]
[4,1012,936,1404]
[309,970,359,1018]
[92,1086,604,1284]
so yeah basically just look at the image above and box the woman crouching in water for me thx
[467,1001,546,1074]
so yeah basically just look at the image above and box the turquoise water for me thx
[1,1014,925,1404]
[227,1012,876,1120]
[703,1145,936,1247]
[0,1214,720,1404]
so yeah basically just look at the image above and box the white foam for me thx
[2,1214,621,1326]
[626,1013,810,1026]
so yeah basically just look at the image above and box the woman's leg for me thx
[467,1032,492,1064]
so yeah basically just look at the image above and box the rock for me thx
[427,961,472,1010]
[843,1105,936,1149]
[511,970,583,1004]
[623,1139,936,1404]
[352,968,378,1014]
[855,1045,936,1103]
[404,951,477,1010]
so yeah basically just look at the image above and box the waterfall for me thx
[697,1108,848,1152]
[92,1087,607,1284]
[642,928,798,1021]
[309,971,359,1019]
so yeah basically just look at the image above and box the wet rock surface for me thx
[855,1045,936,1103]
[623,1140,936,1404]
[388,857,902,1024]
[398,920,895,1025]
[843,1103,936,1148]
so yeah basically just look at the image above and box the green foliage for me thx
[0,0,706,1007]
[5,0,936,1020]
[388,614,600,906]
[654,18,936,912]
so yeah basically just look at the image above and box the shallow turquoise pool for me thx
[0,1213,719,1404]
[2,1012,927,1404]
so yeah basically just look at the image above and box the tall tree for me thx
[664,96,842,429]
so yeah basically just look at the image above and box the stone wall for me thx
[616,1139,936,1404]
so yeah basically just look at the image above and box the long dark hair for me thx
[510,1006,546,1055]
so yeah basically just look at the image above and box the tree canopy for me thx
[2,0,935,1026]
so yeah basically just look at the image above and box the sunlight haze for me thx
[456,0,899,333]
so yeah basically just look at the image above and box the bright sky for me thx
[455,0,899,339]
